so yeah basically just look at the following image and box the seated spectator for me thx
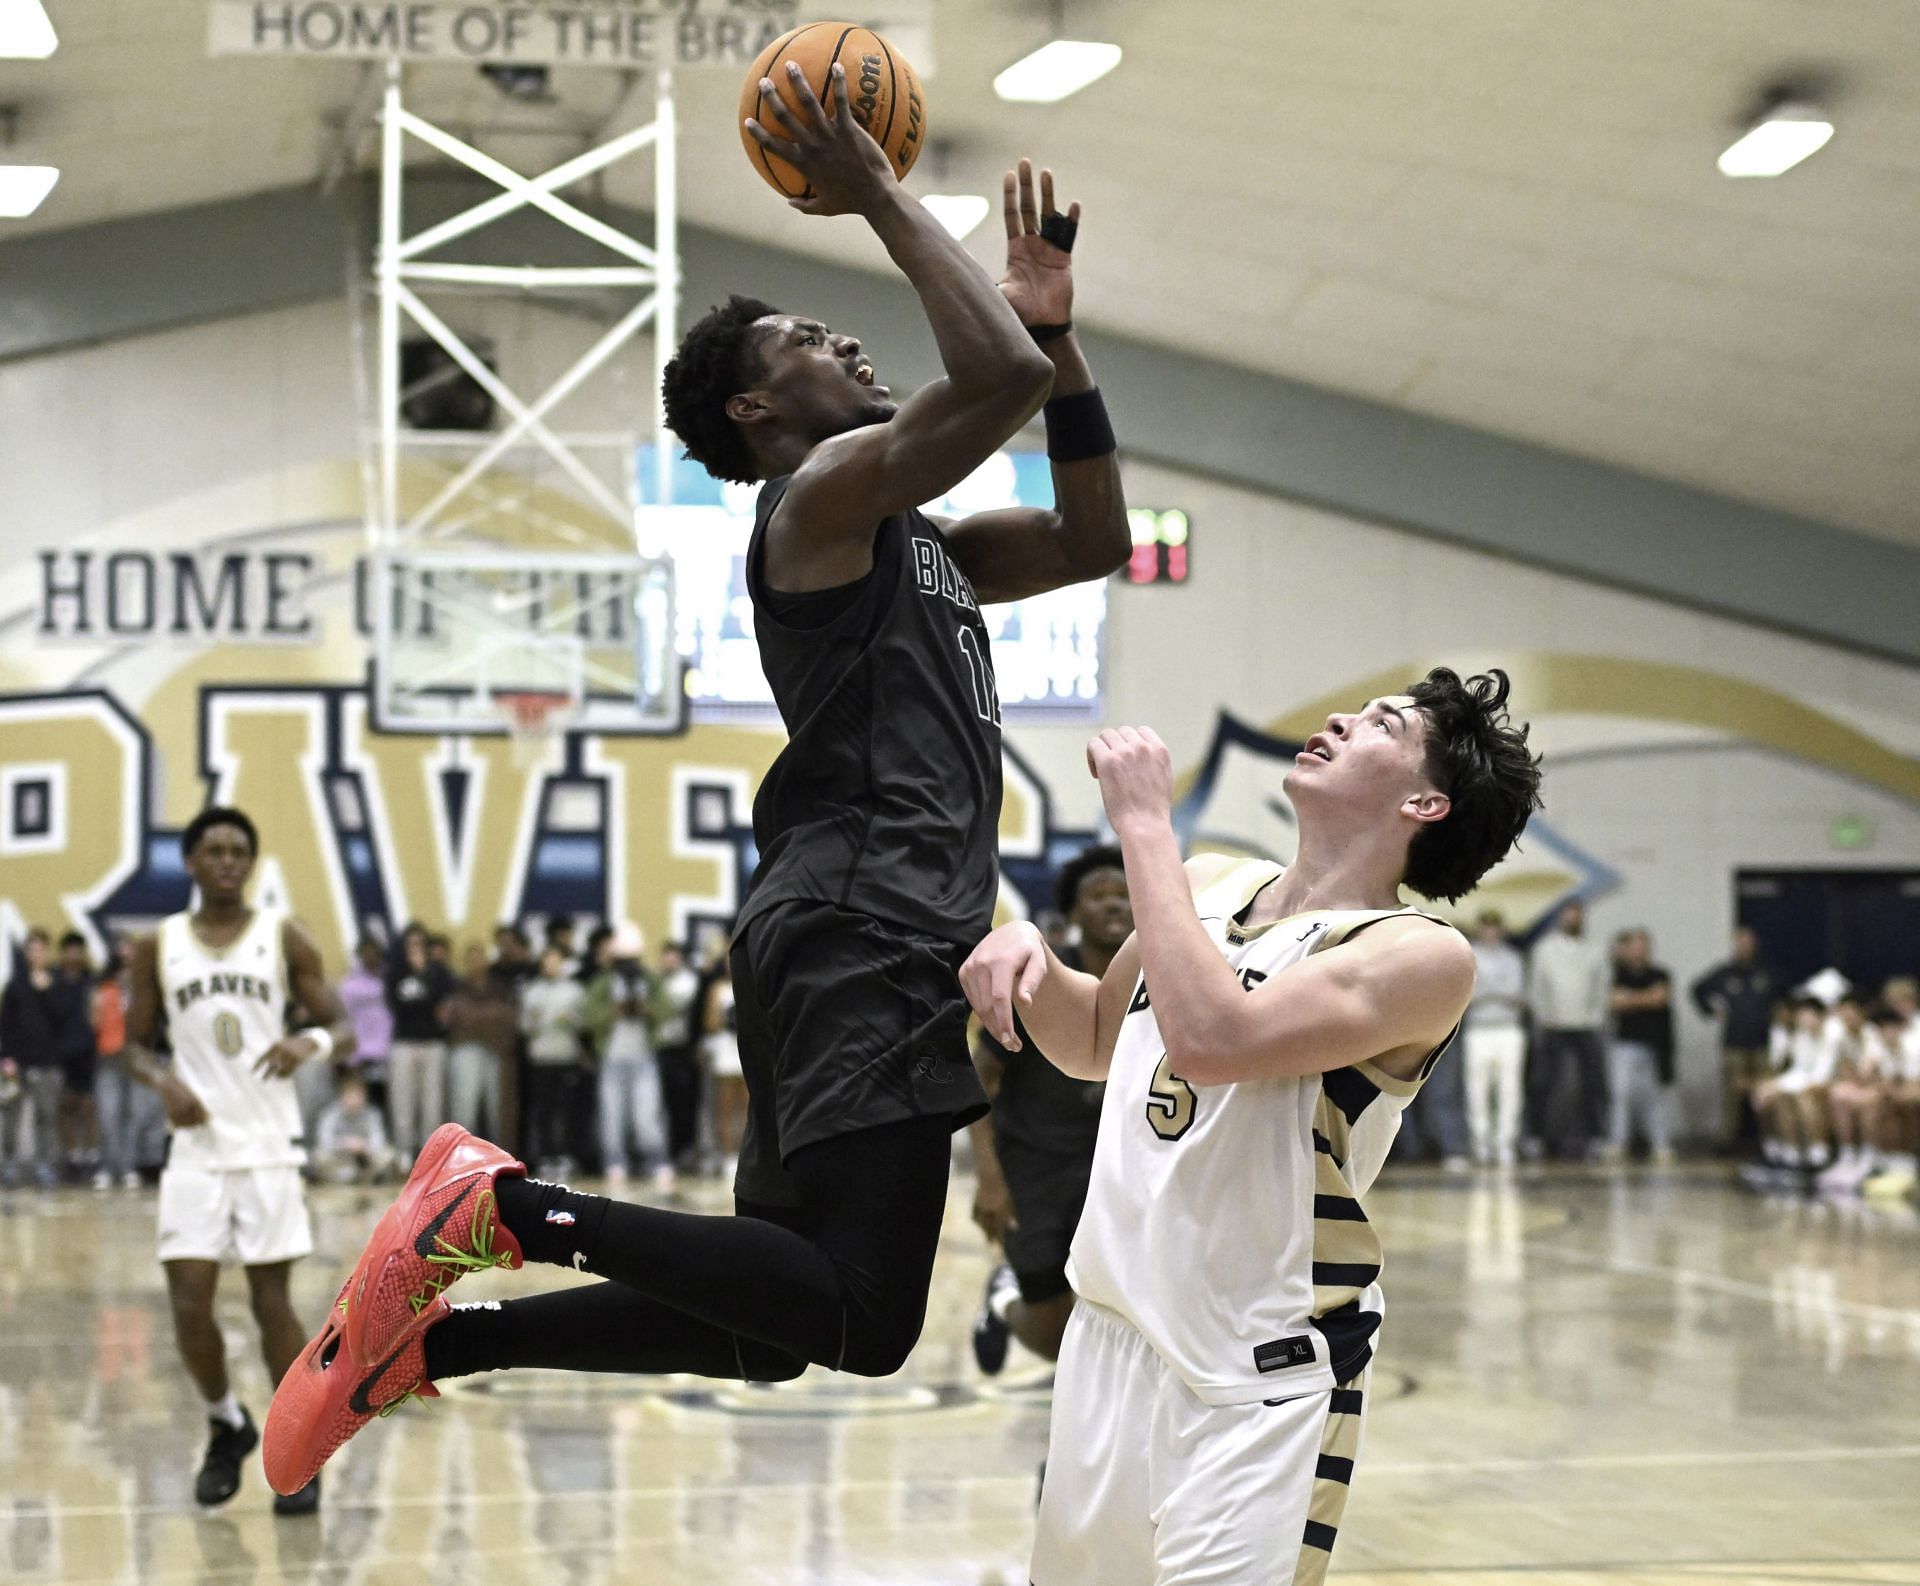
[521,945,586,1177]
[313,1073,398,1184]
[1750,997,1843,1183]
[1816,998,1889,1193]
[1863,981,1920,1201]
[446,943,516,1140]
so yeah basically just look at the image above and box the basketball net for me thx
[492,689,575,768]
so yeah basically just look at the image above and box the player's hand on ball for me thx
[998,159,1079,327]
[1088,726,1175,835]
[255,1036,314,1080]
[746,62,894,216]
[960,921,1050,1050]
[159,1075,210,1129]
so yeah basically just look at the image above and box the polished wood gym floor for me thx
[3,1162,1918,1585]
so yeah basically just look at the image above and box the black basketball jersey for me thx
[736,476,1004,946]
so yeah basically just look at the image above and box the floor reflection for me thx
[2,1164,1916,1584]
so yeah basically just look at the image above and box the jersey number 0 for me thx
[1145,1053,1197,1141]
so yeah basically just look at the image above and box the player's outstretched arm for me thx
[936,163,1132,604]
[1090,724,1472,1085]
[120,933,209,1129]
[748,66,1052,549]
[256,918,357,1080]
[960,921,1140,1081]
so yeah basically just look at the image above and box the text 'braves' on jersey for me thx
[156,907,306,1170]
[1067,859,1458,1405]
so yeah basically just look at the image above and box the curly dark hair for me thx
[1053,843,1126,917]
[661,294,781,485]
[1401,668,1542,903]
[181,804,258,860]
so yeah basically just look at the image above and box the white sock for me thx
[207,1392,246,1429]
[988,1270,1021,1326]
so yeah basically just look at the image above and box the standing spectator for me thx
[1690,926,1777,1152]
[337,937,394,1115]
[701,944,744,1171]
[649,942,705,1170]
[313,1073,398,1184]
[427,933,453,971]
[0,1049,26,1189]
[545,915,581,977]
[490,923,536,989]
[385,924,454,1165]
[520,945,587,1176]
[1528,899,1611,1159]
[1601,929,1675,1165]
[1463,911,1528,1169]
[446,943,517,1140]
[92,938,147,1189]
[52,932,102,1183]
[1,930,64,1187]
[586,924,673,1191]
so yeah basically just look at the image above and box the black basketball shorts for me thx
[731,901,989,1208]
[997,1138,1095,1303]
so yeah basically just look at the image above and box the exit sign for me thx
[1125,508,1190,584]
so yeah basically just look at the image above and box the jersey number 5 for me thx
[1145,1053,1197,1141]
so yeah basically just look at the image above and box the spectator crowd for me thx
[1390,901,1920,1199]
[0,917,741,1194]
[3,898,1915,1201]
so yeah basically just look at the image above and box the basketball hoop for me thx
[492,689,575,767]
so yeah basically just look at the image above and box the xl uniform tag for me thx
[1254,1336,1316,1373]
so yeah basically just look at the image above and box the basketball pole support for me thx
[364,60,681,732]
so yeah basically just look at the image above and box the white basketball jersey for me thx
[157,908,305,1170]
[1067,859,1456,1406]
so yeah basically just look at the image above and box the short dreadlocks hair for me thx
[1401,668,1542,903]
[661,294,781,485]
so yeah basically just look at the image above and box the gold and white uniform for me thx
[1032,859,1457,1586]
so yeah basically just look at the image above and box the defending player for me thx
[263,70,1129,1496]
[970,844,1131,1374]
[121,806,354,1515]
[961,673,1540,1584]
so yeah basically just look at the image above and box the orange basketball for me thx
[739,22,927,199]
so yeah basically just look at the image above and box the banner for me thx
[209,0,933,71]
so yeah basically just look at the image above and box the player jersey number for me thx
[213,1011,244,1059]
[1145,1053,1197,1141]
[957,627,1003,727]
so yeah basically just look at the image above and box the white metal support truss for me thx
[373,62,679,549]
[364,62,682,736]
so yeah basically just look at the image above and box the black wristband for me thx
[1044,387,1117,464]
[1029,320,1073,343]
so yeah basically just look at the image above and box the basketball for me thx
[738,22,927,199]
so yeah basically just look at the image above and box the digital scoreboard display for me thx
[640,447,1107,717]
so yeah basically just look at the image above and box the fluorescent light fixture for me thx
[993,40,1122,104]
[922,193,991,239]
[0,164,58,217]
[1717,103,1833,177]
[0,0,58,58]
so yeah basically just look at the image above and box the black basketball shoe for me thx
[194,1407,259,1507]
[272,1475,321,1516]
[971,1264,1018,1376]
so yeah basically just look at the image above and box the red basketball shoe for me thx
[263,1300,441,1496]
[338,1122,526,1367]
